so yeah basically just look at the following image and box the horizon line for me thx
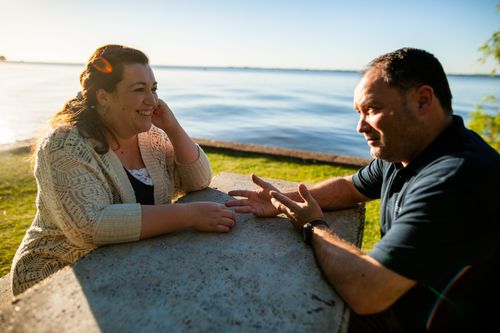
[0,59,496,77]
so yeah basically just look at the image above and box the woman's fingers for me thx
[221,209,236,220]
[215,225,231,233]
[222,217,236,226]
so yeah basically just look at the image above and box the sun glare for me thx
[91,57,113,74]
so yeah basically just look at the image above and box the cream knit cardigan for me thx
[11,125,212,295]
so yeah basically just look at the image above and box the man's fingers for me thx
[251,174,268,187]
[270,191,300,210]
[298,183,314,203]
[270,197,295,220]
[233,206,255,214]
[225,198,250,207]
[228,190,251,198]
[270,197,286,214]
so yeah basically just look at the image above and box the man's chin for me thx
[369,147,381,159]
[370,147,392,161]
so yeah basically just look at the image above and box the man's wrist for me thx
[302,220,329,245]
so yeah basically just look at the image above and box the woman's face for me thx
[100,63,159,138]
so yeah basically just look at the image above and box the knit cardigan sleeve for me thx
[173,145,213,195]
[36,130,141,248]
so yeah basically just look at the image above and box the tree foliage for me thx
[469,98,500,151]
[468,4,500,152]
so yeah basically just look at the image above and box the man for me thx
[226,48,500,332]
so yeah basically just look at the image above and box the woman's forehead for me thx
[121,63,156,83]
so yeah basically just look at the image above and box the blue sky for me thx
[0,0,498,74]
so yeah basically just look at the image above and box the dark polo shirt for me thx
[352,115,500,332]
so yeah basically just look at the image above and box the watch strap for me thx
[303,220,329,245]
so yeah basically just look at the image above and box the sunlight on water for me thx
[0,63,498,158]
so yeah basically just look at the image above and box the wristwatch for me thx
[302,220,329,245]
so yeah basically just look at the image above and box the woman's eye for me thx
[134,88,145,92]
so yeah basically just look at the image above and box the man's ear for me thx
[95,88,111,108]
[416,85,434,114]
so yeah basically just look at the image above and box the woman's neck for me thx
[109,134,145,169]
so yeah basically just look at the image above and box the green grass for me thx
[0,149,38,276]
[0,147,381,276]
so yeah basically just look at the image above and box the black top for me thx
[352,116,500,332]
[124,168,154,205]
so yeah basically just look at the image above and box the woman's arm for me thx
[38,129,231,249]
[152,99,198,164]
[152,99,212,192]
[140,202,235,238]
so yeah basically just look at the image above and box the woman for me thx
[11,44,236,295]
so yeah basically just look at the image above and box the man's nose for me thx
[356,115,370,133]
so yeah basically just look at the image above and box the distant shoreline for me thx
[1,60,497,77]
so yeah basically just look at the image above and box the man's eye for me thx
[152,87,158,92]
[134,88,145,92]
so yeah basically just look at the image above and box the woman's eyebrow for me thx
[128,81,158,88]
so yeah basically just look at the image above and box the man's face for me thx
[353,68,423,164]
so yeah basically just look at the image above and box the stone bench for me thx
[0,172,364,332]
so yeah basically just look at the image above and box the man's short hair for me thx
[364,48,453,114]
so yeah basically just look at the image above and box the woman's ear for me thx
[95,88,110,108]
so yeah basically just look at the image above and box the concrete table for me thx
[0,172,365,333]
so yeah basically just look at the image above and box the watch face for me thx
[303,221,329,245]
[303,223,313,245]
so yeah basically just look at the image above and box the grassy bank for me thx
[0,146,380,276]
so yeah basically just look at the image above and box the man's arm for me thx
[306,175,371,210]
[311,226,416,314]
[270,184,415,315]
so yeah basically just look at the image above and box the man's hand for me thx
[270,183,324,230]
[226,174,281,217]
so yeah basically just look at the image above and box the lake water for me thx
[1,62,498,158]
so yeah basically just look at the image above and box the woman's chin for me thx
[136,122,153,133]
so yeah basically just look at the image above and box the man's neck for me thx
[401,113,453,167]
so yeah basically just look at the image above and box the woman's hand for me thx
[269,183,324,230]
[152,99,199,164]
[188,202,236,233]
[226,174,281,217]
[152,99,177,132]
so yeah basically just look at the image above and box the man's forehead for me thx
[354,70,385,101]
[353,70,397,109]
